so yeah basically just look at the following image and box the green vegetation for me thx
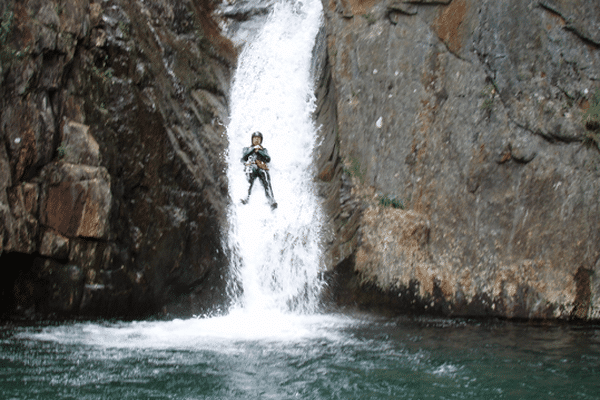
[57,143,67,159]
[91,64,114,82]
[343,157,365,183]
[479,84,496,97]
[481,98,494,111]
[378,194,404,210]
[117,20,131,38]
[479,84,496,111]
[363,13,377,25]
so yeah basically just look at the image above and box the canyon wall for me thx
[316,0,600,320]
[0,0,234,318]
[2,0,600,322]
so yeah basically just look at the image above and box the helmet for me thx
[251,131,263,143]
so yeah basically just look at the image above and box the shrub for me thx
[363,13,377,25]
[379,195,404,209]
[57,144,67,159]
[343,157,365,183]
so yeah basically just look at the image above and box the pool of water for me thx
[1,312,599,399]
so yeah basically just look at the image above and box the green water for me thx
[1,314,599,399]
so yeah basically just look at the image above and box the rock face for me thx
[316,0,600,320]
[3,0,598,322]
[0,0,235,318]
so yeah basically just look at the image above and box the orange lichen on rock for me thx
[348,0,379,15]
[432,0,468,54]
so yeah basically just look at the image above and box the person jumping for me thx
[240,131,277,210]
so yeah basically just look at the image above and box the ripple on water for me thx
[2,316,600,399]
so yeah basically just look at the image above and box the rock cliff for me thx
[3,0,599,322]
[316,0,600,320]
[0,0,234,318]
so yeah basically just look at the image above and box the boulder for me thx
[40,163,111,240]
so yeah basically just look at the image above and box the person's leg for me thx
[258,170,277,209]
[241,167,258,204]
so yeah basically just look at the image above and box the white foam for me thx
[24,312,357,350]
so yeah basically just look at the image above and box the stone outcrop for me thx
[317,0,600,320]
[0,0,235,319]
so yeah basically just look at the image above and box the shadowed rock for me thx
[0,0,235,319]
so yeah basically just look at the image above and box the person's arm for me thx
[256,147,271,163]
[241,147,254,162]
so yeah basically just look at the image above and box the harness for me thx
[245,153,269,171]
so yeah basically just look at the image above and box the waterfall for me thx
[18,0,354,352]
[225,0,325,314]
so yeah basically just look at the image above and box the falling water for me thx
[14,0,338,348]
[225,0,325,314]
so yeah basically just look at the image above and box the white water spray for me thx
[226,0,325,314]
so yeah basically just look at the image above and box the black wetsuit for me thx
[241,145,277,209]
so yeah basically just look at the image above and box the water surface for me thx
[2,313,599,399]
